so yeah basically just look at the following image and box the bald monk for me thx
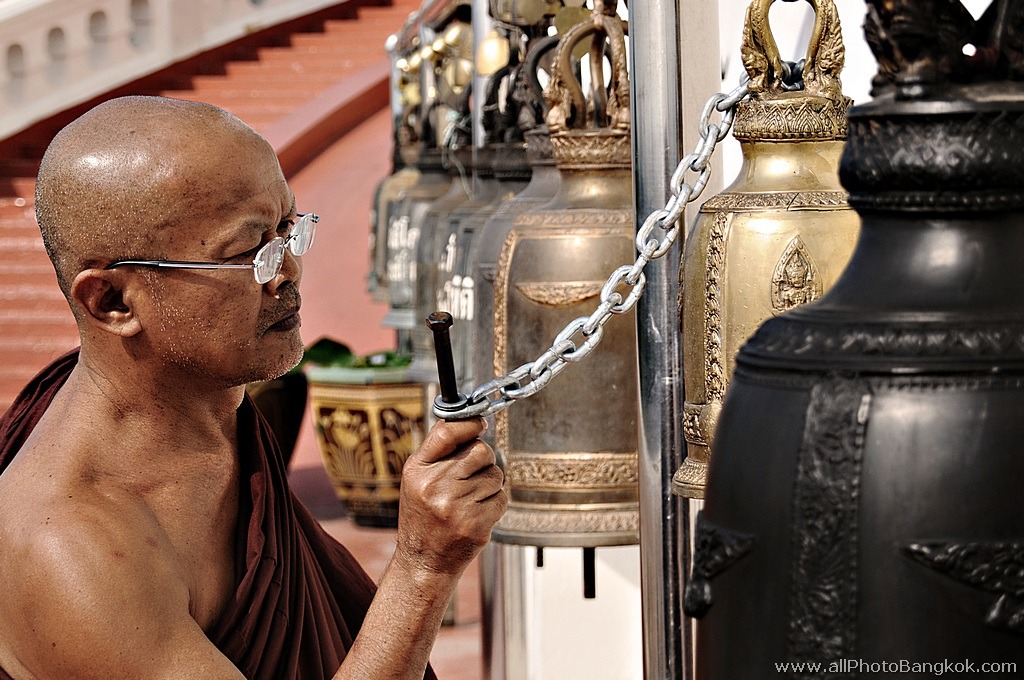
[0,96,507,679]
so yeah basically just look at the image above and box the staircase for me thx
[0,0,416,411]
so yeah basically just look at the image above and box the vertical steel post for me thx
[470,0,492,151]
[628,1,720,678]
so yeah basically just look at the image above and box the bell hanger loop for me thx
[544,1,630,134]
[743,0,845,100]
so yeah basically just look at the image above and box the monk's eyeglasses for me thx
[105,213,318,285]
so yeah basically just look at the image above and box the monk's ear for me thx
[70,269,143,337]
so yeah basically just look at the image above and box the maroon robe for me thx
[0,352,438,680]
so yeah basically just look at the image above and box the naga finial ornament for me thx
[733,0,851,141]
[543,0,629,136]
[742,0,845,101]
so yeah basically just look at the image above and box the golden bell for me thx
[673,0,860,499]
[492,9,638,547]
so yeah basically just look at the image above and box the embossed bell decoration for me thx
[673,0,859,499]
[690,1,1024,674]
[492,2,638,547]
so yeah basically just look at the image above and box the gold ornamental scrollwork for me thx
[705,211,729,403]
[548,130,632,170]
[506,452,639,489]
[702,191,849,212]
[735,0,852,141]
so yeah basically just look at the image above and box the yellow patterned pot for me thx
[307,375,425,527]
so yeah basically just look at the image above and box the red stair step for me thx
[224,61,360,77]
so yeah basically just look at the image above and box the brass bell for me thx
[381,56,466,341]
[380,147,455,345]
[492,3,639,547]
[471,35,563,405]
[471,34,561,446]
[404,143,474,383]
[386,21,475,352]
[673,0,859,499]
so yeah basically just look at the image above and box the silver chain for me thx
[436,81,750,420]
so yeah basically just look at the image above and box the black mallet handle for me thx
[426,311,464,406]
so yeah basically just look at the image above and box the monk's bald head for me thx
[35,95,271,305]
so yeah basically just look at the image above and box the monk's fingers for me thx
[414,418,487,465]
[463,461,506,503]
[450,440,497,480]
[402,442,500,501]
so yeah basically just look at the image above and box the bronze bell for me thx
[380,36,460,342]
[381,145,457,343]
[691,1,1024,674]
[433,57,537,396]
[673,0,859,499]
[419,143,528,388]
[369,161,420,305]
[405,142,474,384]
[369,55,424,305]
[471,35,561,404]
[387,20,475,352]
[491,4,638,547]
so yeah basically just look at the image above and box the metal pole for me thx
[470,0,492,150]
[628,0,720,678]
[628,2,684,676]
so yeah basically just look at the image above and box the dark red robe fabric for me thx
[0,351,438,680]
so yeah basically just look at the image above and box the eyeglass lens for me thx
[252,213,318,284]
[288,213,317,256]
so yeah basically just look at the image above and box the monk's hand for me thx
[395,418,508,576]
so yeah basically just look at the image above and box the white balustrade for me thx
[0,0,350,140]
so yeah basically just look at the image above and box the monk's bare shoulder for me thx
[0,445,241,680]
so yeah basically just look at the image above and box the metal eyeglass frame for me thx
[105,213,319,284]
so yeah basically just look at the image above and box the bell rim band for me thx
[671,458,708,499]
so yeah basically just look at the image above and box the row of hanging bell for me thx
[491,1,639,548]
[427,52,539,397]
[470,34,562,417]
[674,0,859,499]
[369,48,426,307]
[380,17,475,352]
[692,0,1024,673]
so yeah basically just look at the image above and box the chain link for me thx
[436,81,750,420]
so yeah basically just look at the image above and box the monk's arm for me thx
[333,418,507,680]
[0,508,245,680]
